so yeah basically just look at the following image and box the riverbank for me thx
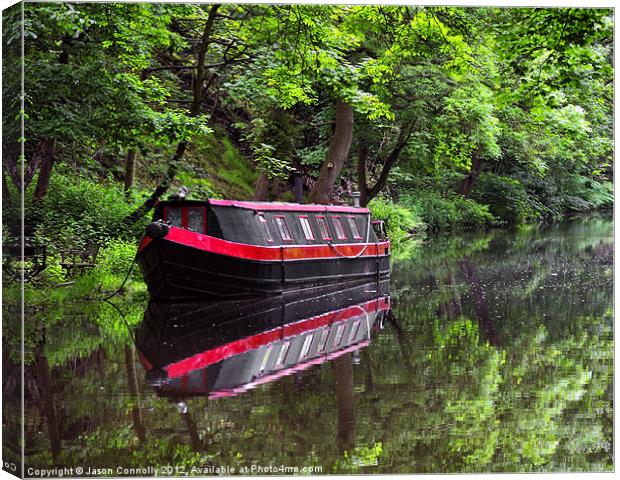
[3,165,611,305]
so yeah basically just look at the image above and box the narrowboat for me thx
[136,281,390,399]
[137,197,390,301]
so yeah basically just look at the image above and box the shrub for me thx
[455,196,497,230]
[523,174,613,216]
[560,175,613,212]
[368,196,425,256]
[470,173,533,225]
[585,180,613,210]
[95,239,137,277]
[401,190,496,232]
[517,173,564,220]
[83,239,142,292]
[29,172,147,252]
[39,261,66,285]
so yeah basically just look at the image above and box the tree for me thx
[309,101,354,203]
[5,2,211,227]
[125,3,220,223]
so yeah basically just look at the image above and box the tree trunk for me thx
[294,172,304,203]
[457,153,483,198]
[124,141,187,224]
[333,353,355,453]
[356,125,413,207]
[356,145,370,207]
[182,411,202,452]
[308,100,354,204]
[2,168,11,204]
[4,155,21,189]
[5,138,54,193]
[124,149,137,196]
[253,171,269,201]
[124,345,146,444]
[28,36,73,202]
[33,138,56,201]
[34,352,61,462]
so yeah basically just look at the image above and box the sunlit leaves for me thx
[22,2,192,157]
[432,81,501,172]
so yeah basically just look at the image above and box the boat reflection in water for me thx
[136,280,390,400]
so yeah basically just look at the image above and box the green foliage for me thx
[175,172,218,200]
[299,145,329,173]
[585,180,613,210]
[251,143,295,180]
[38,262,66,285]
[21,2,188,150]
[94,239,137,278]
[401,190,496,232]
[432,81,501,171]
[235,115,298,180]
[217,139,259,198]
[334,443,384,473]
[561,177,613,212]
[30,172,145,251]
[183,132,258,200]
[6,5,614,474]
[8,3,611,240]
[470,173,534,225]
[368,197,425,259]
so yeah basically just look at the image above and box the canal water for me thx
[6,215,613,474]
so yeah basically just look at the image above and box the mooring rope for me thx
[99,253,140,344]
[102,298,137,344]
[100,253,139,302]
[327,214,373,259]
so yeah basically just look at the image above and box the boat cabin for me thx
[153,199,379,246]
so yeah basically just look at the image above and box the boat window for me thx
[275,216,293,242]
[165,207,183,228]
[258,344,273,373]
[333,324,346,346]
[332,216,347,240]
[316,216,331,240]
[257,213,274,243]
[298,216,315,240]
[317,329,330,353]
[187,208,205,233]
[348,216,362,239]
[275,341,291,367]
[348,319,362,343]
[300,334,314,359]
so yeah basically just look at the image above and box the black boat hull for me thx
[138,236,391,301]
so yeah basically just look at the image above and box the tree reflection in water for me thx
[7,216,612,474]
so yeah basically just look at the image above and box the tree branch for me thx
[365,125,415,203]
[191,4,221,115]
[124,4,222,225]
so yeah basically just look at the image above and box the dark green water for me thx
[5,215,613,475]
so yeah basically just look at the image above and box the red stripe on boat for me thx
[139,236,153,251]
[138,226,390,261]
[161,298,387,378]
[137,350,153,370]
[209,198,370,214]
